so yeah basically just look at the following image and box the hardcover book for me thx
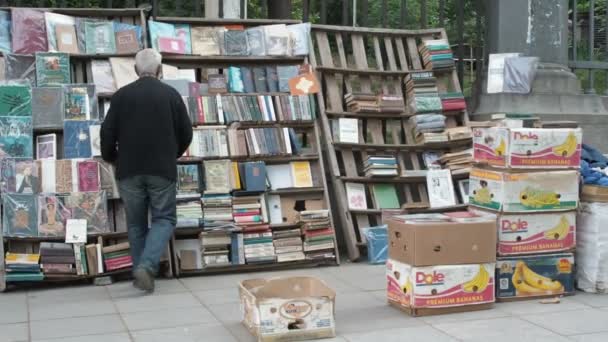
[277,66,299,92]
[55,160,74,194]
[0,116,33,158]
[89,124,101,157]
[36,134,57,160]
[0,84,32,116]
[224,30,248,56]
[110,57,138,89]
[246,27,266,56]
[208,74,228,94]
[11,9,47,54]
[0,158,16,194]
[346,182,368,210]
[77,160,100,192]
[177,164,202,196]
[32,87,63,129]
[3,193,38,237]
[191,26,220,56]
[115,29,140,54]
[64,191,109,234]
[241,67,255,93]
[114,22,143,50]
[38,195,68,237]
[44,12,76,52]
[10,159,40,194]
[85,20,117,54]
[175,24,192,54]
[97,160,120,199]
[90,60,117,94]
[0,10,11,53]
[4,54,36,87]
[63,120,95,158]
[287,23,311,56]
[63,84,98,121]
[148,20,175,51]
[266,66,279,92]
[203,160,232,194]
[241,161,267,192]
[290,161,313,188]
[158,37,186,54]
[35,52,71,86]
[227,67,244,93]
[372,184,400,209]
[55,24,79,54]
[252,67,268,92]
[264,24,290,56]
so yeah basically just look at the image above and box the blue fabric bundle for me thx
[581,144,608,186]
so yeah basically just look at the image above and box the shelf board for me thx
[268,187,325,195]
[161,54,305,65]
[193,120,315,128]
[69,53,138,59]
[6,268,132,284]
[174,222,302,237]
[3,231,128,242]
[178,154,319,164]
[154,17,301,26]
[339,170,469,183]
[34,127,63,134]
[325,110,406,119]
[315,66,410,76]
[177,258,336,277]
[349,204,468,215]
[333,138,472,152]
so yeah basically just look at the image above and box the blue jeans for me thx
[118,175,176,275]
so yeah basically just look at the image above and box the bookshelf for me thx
[149,17,339,276]
[0,7,176,291]
[309,24,472,261]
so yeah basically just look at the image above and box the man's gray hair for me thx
[135,49,162,76]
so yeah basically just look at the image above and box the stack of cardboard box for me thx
[386,212,497,316]
[471,126,581,301]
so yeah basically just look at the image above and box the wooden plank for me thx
[384,37,398,71]
[372,36,391,94]
[335,33,353,95]
[315,32,343,112]
[312,24,443,36]
[367,119,384,144]
[351,34,371,93]
[406,37,423,70]
[314,66,409,76]
[395,38,409,71]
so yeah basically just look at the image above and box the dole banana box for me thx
[496,253,575,300]
[470,208,576,255]
[473,127,582,169]
[387,259,495,311]
[469,168,579,212]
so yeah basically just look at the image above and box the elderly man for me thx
[101,49,193,292]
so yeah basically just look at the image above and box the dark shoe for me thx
[133,267,155,293]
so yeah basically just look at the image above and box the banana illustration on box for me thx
[462,265,490,293]
[512,261,563,295]
[543,215,570,240]
[473,187,492,204]
[552,132,578,157]
[402,278,413,295]
[519,187,560,208]
[495,138,506,156]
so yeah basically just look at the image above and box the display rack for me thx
[309,25,471,261]
[0,7,174,292]
[150,17,340,276]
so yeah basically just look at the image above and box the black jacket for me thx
[100,77,193,181]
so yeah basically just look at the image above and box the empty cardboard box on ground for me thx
[473,127,582,169]
[240,277,336,342]
[387,213,497,266]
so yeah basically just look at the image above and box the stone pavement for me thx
[1,262,608,341]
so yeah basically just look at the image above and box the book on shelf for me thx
[252,67,268,92]
[246,27,266,56]
[4,54,36,87]
[208,74,228,94]
[185,126,228,158]
[346,182,367,210]
[335,118,358,143]
[364,156,398,177]
[85,244,100,275]
[191,26,221,56]
[445,126,472,141]
[36,133,57,160]
[372,184,400,209]
[148,20,175,52]
[224,29,248,56]
[90,60,117,94]
[0,116,33,158]
[2,193,38,237]
[290,161,313,188]
[227,67,245,93]
[175,239,203,270]
[287,23,311,56]
[239,161,267,193]
[39,242,75,275]
[11,8,47,54]
[177,164,202,199]
[426,169,457,208]
[84,20,117,54]
[0,84,32,117]
[102,242,132,271]
[174,24,192,54]
[35,52,70,86]
[37,195,68,237]
[115,29,140,54]
[44,12,76,53]
[204,160,232,194]
[158,37,187,54]
[277,66,299,92]
[63,84,98,121]
[63,121,97,159]
[0,10,9,53]
[264,24,290,56]
[418,39,455,71]
[266,164,292,190]
[109,57,138,90]
[32,87,63,129]
[177,200,204,228]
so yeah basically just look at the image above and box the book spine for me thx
[73,243,84,276]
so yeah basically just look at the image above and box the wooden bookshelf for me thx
[0,7,155,292]
[310,24,472,261]
[154,18,340,277]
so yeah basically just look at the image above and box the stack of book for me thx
[299,210,336,260]
[244,231,276,264]
[176,200,204,228]
[419,39,455,71]
[345,93,378,112]
[409,114,448,144]
[4,252,43,282]
[202,194,233,226]
[439,149,473,174]
[102,242,132,272]
[200,231,231,267]
[440,92,467,112]
[230,233,245,265]
[364,156,399,177]
[377,94,405,113]
[232,194,267,226]
[404,71,442,114]
[445,126,473,141]
[40,242,76,277]
[273,228,305,262]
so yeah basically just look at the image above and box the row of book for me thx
[405,71,441,114]
[0,9,143,55]
[181,94,316,125]
[4,241,132,282]
[418,39,455,71]
[149,20,310,57]
[182,126,305,159]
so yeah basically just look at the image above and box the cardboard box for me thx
[495,253,575,300]
[469,168,579,212]
[470,208,576,256]
[387,259,495,314]
[473,127,582,169]
[239,277,336,342]
[387,212,497,266]
[581,185,608,203]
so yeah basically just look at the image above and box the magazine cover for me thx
[38,194,69,237]
[0,84,32,116]
[35,52,71,86]
[4,54,36,87]
[63,85,91,120]
[85,20,116,54]
[3,193,38,237]
[177,164,201,195]
[65,191,109,234]
[98,159,120,199]
[36,134,57,160]
[0,158,16,194]
[0,116,33,158]
[63,120,95,158]
[32,87,63,129]
[77,160,100,192]
[14,159,40,194]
